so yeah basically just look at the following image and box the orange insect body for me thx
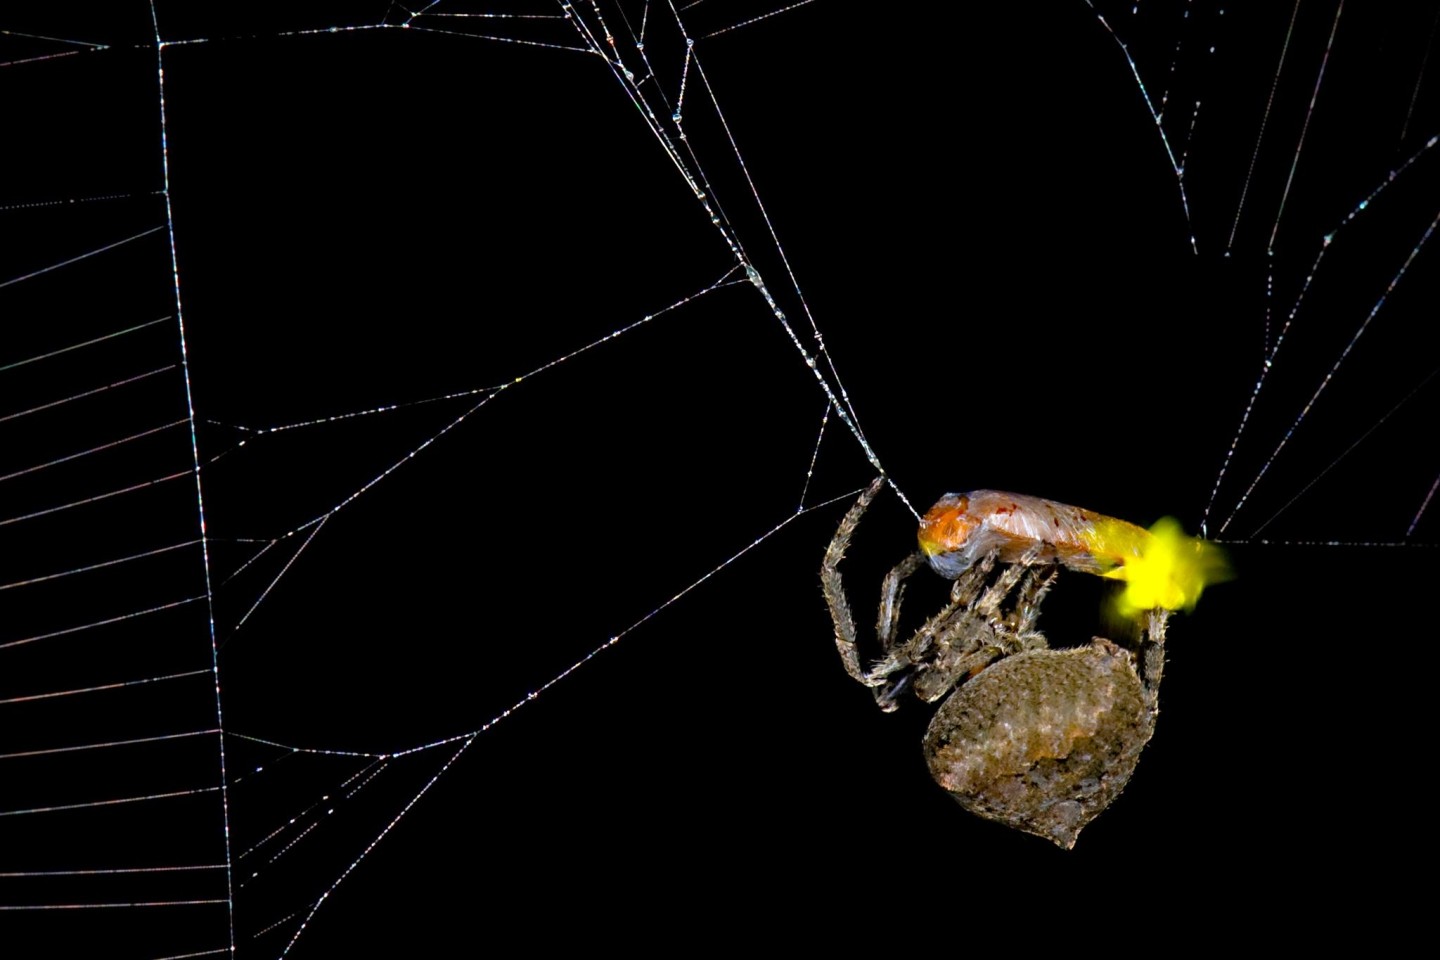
[918,490,1228,615]
[918,491,1151,581]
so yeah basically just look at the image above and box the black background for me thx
[3,1,1438,954]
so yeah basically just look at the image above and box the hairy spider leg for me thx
[824,478,1065,712]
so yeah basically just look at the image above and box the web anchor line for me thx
[556,1,913,516]
[1218,204,1440,536]
[1083,0,1197,253]
[1201,132,1440,535]
[234,489,863,761]
[1267,0,1346,254]
[1244,364,1440,539]
[244,481,861,951]
[150,2,237,951]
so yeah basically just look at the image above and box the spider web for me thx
[2,1,1436,954]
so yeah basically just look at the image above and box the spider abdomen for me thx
[922,640,1155,849]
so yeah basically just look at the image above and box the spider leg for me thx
[973,546,1045,619]
[871,550,999,673]
[867,553,998,709]
[821,476,890,689]
[908,606,1005,703]
[876,551,926,653]
[1003,564,1059,650]
[872,672,913,711]
[871,604,961,708]
[906,554,1057,703]
[883,581,1000,705]
[1137,607,1169,706]
[948,549,998,609]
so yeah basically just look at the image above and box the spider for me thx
[821,477,1172,849]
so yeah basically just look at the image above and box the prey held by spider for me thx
[821,477,1227,848]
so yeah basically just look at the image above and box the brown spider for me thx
[821,477,1169,849]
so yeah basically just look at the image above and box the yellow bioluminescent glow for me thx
[1095,516,1231,619]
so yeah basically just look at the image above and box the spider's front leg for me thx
[996,562,1059,651]
[870,541,1019,709]
[901,555,1055,703]
[822,477,950,709]
[875,551,1001,705]
[821,476,896,691]
[876,551,926,654]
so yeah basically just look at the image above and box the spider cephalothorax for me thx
[821,477,1172,849]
